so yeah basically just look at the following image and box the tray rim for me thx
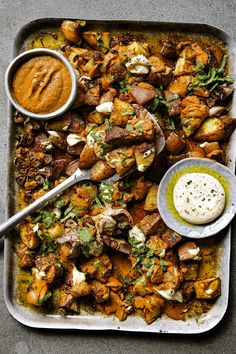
[3,17,236,334]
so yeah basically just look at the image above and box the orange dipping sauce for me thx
[12,55,72,114]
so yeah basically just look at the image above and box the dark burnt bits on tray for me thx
[14,19,234,324]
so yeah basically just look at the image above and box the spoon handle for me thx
[0,169,89,238]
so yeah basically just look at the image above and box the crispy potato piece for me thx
[129,116,155,141]
[134,143,155,172]
[181,95,201,107]
[90,160,115,181]
[194,116,236,141]
[61,20,85,43]
[71,281,92,297]
[165,91,182,117]
[104,292,127,321]
[148,56,172,87]
[180,261,199,281]
[194,277,221,299]
[91,280,110,303]
[133,275,153,296]
[129,86,156,105]
[26,279,49,306]
[105,126,130,147]
[146,235,168,256]
[20,222,40,249]
[199,141,220,154]
[134,294,165,324]
[110,98,135,127]
[139,213,163,236]
[181,103,209,137]
[161,228,182,249]
[87,110,105,124]
[106,147,135,176]
[144,184,158,212]
[78,145,97,169]
[99,88,117,104]
[82,31,110,53]
[178,242,201,261]
[131,177,152,200]
[165,132,186,155]
[84,85,100,106]
[168,75,194,97]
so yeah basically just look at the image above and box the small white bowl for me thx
[5,48,77,120]
[157,158,236,238]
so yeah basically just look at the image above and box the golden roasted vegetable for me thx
[82,31,110,53]
[194,116,236,141]
[165,132,186,154]
[181,103,209,137]
[90,161,115,181]
[110,98,135,126]
[134,143,155,172]
[194,277,221,299]
[61,20,85,43]
[144,184,158,212]
[168,75,194,97]
[20,222,40,249]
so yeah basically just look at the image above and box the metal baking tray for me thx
[4,18,236,333]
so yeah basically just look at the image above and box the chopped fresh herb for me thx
[38,290,52,305]
[144,94,170,112]
[39,237,57,256]
[37,230,44,239]
[33,210,57,228]
[61,206,87,222]
[135,123,143,132]
[162,115,176,130]
[146,259,155,278]
[189,55,234,93]
[43,179,54,191]
[78,227,94,243]
[54,199,65,208]
[105,118,110,129]
[160,258,168,271]
[125,123,133,132]
[121,155,129,167]
[94,260,103,271]
[96,38,104,46]
[125,294,135,302]
[122,110,135,116]
[98,182,114,205]
[181,118,195,129]
[95,196,103,208]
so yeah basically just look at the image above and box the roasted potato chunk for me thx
[134,143,155,172]
[168,75,194,97]
[139,213,163,236]
[90,160,115,181]
[20,222,40,249]
[78,145,97,169]
[194,116,236,141]
[110,98,135,126]
[144,184,158,212]
[194,277,221,299]
[165,132,186,155]
[106,147,135,176]
[61,20,85,43]
[181,103,209,137]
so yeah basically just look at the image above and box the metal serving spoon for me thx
[0,168,123,239]
[0,106,165,239]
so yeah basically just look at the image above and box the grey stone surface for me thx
[0,0,235,353]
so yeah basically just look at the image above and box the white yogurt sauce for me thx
[173,173,225,224]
